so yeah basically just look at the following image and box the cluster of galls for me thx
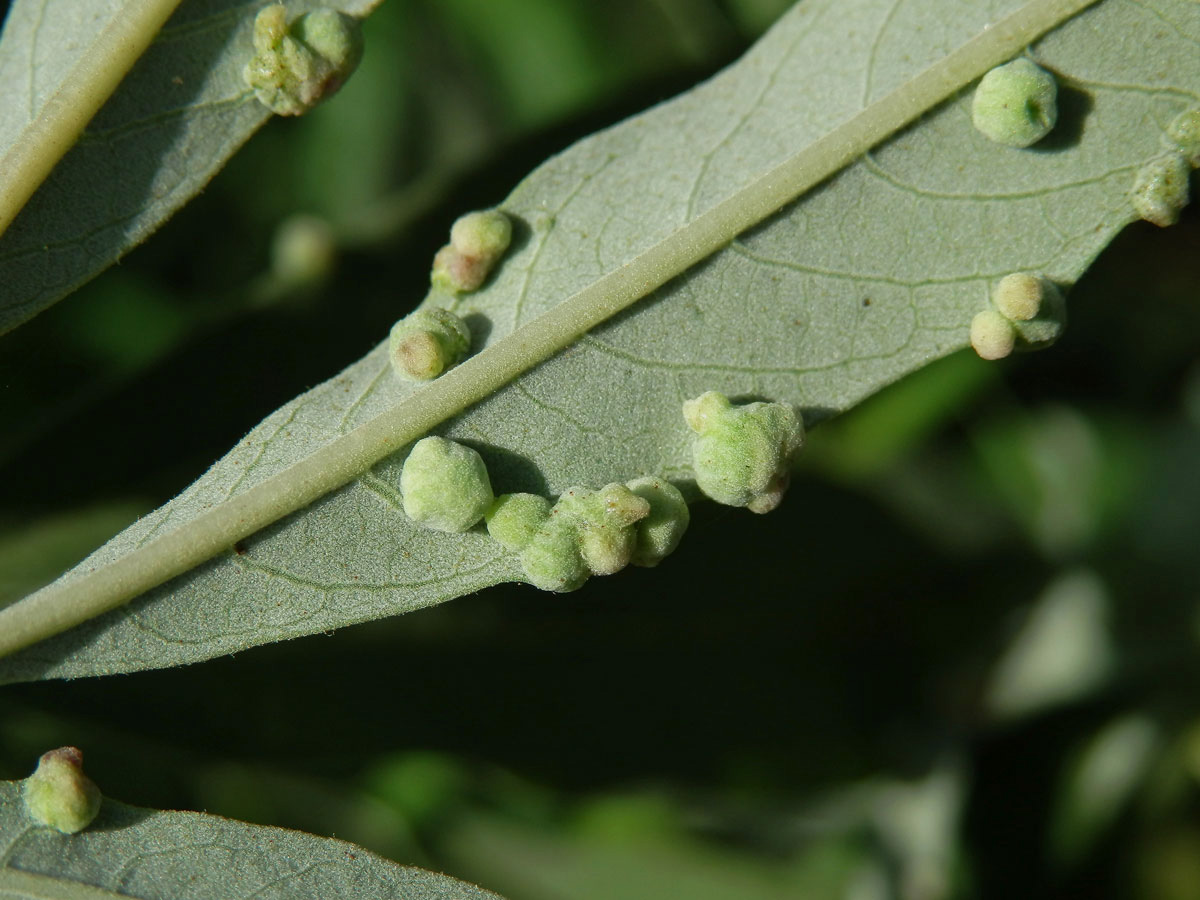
[969,58,1197,229]
[397,390,805,593]
[970,272,1066,361]
[490,479,690,592]
[431,210,513,294]
[1131,108,1199,228]
[384,209,806,592]
[397,436,690,593]
[388,209,513,383]
[243,5,362,116]
[683,391,803,514]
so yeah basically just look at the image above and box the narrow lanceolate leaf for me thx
[0,0,379,334]
[1,0,1197,682]
[0,781,505,900]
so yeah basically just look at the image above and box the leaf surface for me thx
[2,0,1197,682]
[0,781,504,900]
[0,0,377,334]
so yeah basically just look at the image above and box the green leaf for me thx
[1048,714,1161,863]
[0,781,504,900]
[0,0,378,335]
[1,0,1197,682]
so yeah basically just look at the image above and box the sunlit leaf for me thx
[3,0,1197,681]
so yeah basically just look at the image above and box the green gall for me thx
[1166,108,1200,167]
[972,274,1065,359]
[400,437,493,533]
[970,309,1015,360]
[485,493,551,551]
[520,517,588,592]
[971,58,1057,148]
[992,272,1044,321]
[552,484,649,528]
[450,210,513,261]
[389,307,471,381]
[683,391,804,514]
[1131,152,1191,227]
[515,484,651,590]
[252,3,288,53]
[556,484,651,576]
[271,214,335,286]
[292,8,361,72]
[681,390,729,434]
[1010,314,1063,349]
[22,747,102,834]
[431,210,512,293]
[1008,277,1066,351]
[625,476,689,567]
[243,5,362,117]
[431,245,491,294]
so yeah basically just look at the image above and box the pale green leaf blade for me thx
[0,781,504,900]
[0,0,375,334]
[1,0,1196,682]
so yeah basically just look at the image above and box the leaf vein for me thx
[860,154,1136,201]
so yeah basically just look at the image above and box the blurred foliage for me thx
[2,0,1200,898]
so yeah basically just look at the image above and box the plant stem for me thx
[0,0,1101,660]
[0,0,183,238]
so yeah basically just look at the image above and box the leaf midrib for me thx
[0,0,185,239]
[0,0,1101,660]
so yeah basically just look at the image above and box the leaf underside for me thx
[0,0,378,335]
[2,0,1197,682]
[0,782,505,900]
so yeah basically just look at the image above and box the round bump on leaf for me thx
[431,210,513,294]
[1131,152,1191,227]
[400,437,493,533]
[992,272,1045,321]
[389,307,471,381]
[450,210,513,261]
[486,493,552,552]
[520,518,588,592]
[970,309,1016,360]
[626,476,690,566]
[243,5,363,116]
[683,392,803,512]
[1165,108,1200,167]
[23,747,102,834]
[971,58,1058,148]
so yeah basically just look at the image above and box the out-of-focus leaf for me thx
[1049,715,1160,864]
[971,406,1147,557]
[802,351,997,482]
[986,568,1115,720]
